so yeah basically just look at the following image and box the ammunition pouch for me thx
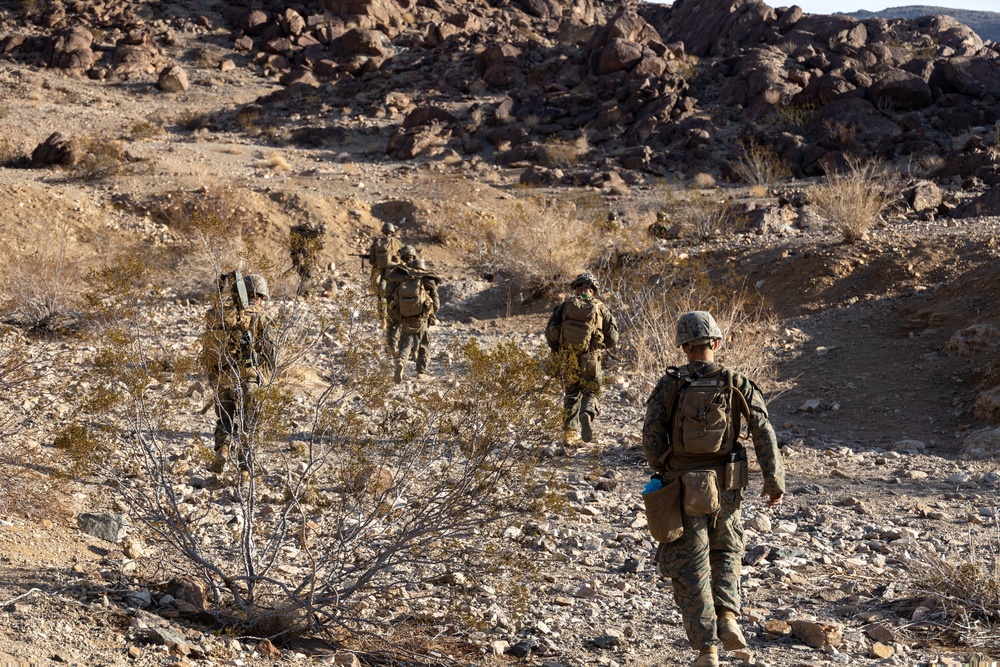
[681,469,720,516]
[724,448,749,492]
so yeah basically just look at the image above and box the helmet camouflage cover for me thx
[244,274,270,299]
[400,244,417,259]
[571,272,598,292]
[381,222,397,234]
[675,311,722,347]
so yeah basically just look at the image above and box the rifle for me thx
[348,253,369,271]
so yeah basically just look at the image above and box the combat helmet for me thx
[675,311,723,347]
[244,274,270,299]
[381,222,397,234]
[571,272,599,292]
[412,258,426,270]
[400,244,417,260]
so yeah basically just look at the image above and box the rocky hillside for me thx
[849,6,1000,43]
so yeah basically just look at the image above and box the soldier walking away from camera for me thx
[201,273,278,475]
[289,222,326,295]
[642,311,784,667]
[545,272,619,444]
[386,254,440,383]
[369,222,403,329]
[384,244,419,351]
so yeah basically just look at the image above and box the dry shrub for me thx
[257,152,290,171]
[597,248,781,394]
[544,134,589,167]
[731,140,791,187]
[0,228,86,332]
[71,136,142,181]
[130,119,164,140]
[148,188,259,296]
[0,135,25,166]
[0,327,53,517]
[809,157,896,243]
[691,172,716,189]
[423,188,603,297]
[904,528,1000,647]
[660,189,743,240]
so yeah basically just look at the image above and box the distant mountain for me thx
[848,6,1000,42]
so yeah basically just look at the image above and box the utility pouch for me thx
[643,477,683,543]
[723,449,749,492]
[579,351,600,379]
[681,469,720,516]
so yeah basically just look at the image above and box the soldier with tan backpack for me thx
[641,311,784,667]
[545,273,619,444]
[386,252,441,383]
[368,222,403,329]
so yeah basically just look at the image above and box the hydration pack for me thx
[558,295,603,350]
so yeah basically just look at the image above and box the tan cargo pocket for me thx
[643,478,683,543]
[682,470,720,516]
[579,351,600,379]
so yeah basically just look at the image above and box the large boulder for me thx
[156,65,190,92]
[596,38,644,75]
[952,184,1000,219]
[941,58,1000,99]
[869,69,932,110]
[656,0,776,57]
[44,26,94,70]
[31,132,80,166]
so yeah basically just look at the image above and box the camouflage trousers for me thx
[656,488,745,650]
[213,382,259,470]
[396,321,430,374]
[373,275,389,330]
[563,351,601,431]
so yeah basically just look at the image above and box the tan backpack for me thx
[559,296,603,350]
[373,237,400,269]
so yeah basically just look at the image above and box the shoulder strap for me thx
[656,367,689,465]
[724,369,752,449]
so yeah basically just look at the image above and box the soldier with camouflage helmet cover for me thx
[642,311,784,667]
[386,252,441,383]
[368,222,403,329]
[201,272,278,476]
[545,272,619,444]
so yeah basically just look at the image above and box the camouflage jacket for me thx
[368,236,403,279]
[642,360,785,496]
[201,302,278,389]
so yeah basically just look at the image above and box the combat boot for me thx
[718,610,747,650]
[394,359,405,384]
[210,442,229,474]
[580,412,594,443]
[691,646,718,667]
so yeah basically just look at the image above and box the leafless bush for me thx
[76,249,564,646]
[149,188,260,297]
[808,157,896,243]
[597,248,781,395]
[903,526,1000,647]
[0,327,53,518]
[731,141,791,188]
[544,134,589,167]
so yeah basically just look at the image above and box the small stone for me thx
[870,642,894,658]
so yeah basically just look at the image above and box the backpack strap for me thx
[724,369,752,450]
[656,366,692,465]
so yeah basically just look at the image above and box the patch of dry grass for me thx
[808,157,896,243]
[904,526,1000,648]
[731,140,791,188]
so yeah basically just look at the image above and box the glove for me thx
[429,315,438,326]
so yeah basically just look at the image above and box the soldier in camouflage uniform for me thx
[201,273,279,475]
[368,222,403,329]
[545,273,619,443]
[386,255,440,383]
[642,311,784,667]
